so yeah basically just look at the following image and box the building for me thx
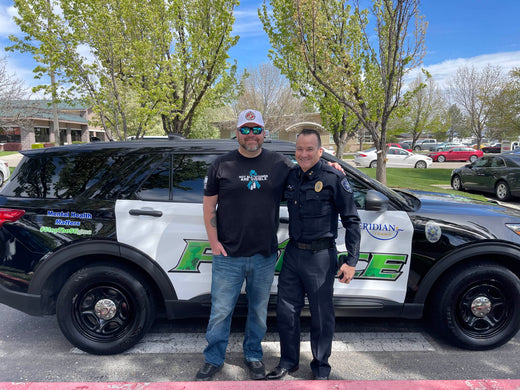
[0,100,106,151]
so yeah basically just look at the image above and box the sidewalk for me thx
[1,153,23,167]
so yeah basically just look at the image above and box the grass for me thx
[0,151,19,157]
[357,167,489,202]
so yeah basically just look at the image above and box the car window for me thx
[2,153,139,199]
[491,158,505,168]
[474,157,492,168]
[136,154,216,202]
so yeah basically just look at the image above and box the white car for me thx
[354,147,432,168]
[0,159,10,183]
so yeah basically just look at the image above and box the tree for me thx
[234,62,308,136]
[0,57,38,132]
[9,0,240,140]
[486,67,520,139]
[261,0,426,184]
[398,73,447,146]
[447,104,469,141]
[448,65,503,148]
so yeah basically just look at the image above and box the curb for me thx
[1,380,519,390]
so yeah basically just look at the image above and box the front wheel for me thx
[56,264,156,355]
[415,160,427,169]
[469,155,478,163]
[495,181,511,201]
[451,175,463,191]
[437,155,446,162]
[428,262,520,350]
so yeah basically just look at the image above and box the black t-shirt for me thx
[204,149,293,257]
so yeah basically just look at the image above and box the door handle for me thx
[129,209,163,217]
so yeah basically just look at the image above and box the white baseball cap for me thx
[237,109,264,128]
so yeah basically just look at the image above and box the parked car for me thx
[354,147,432,168]
[428,142,463,152]
[482,144,502,153]
[413,139,437,151]
[0,160,9,183]
[451,154,520,200]
[1,139,520,355]
[428,146,483,163]
[387,142,412,152]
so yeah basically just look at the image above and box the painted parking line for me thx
[71,332,434,354]
[1,380,520,390]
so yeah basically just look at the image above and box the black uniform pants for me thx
[276,241,337,377]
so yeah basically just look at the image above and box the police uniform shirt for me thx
[284,160,361,266]
[204,148,293,258]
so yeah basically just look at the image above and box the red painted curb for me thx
[1,380,519,390]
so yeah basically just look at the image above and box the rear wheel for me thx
[437,155,446,162]
[495,181,511,201]
[429,262,520,350]
[56,264,156,355]
[369,160,377,168]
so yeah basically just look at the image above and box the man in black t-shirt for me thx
[196,109,293,381]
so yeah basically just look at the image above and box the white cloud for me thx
[232,8,265,38]
[0,5,19,36]
[408,51,520,90]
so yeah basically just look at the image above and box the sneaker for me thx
[245,360,266,380]
[196,362,222,380]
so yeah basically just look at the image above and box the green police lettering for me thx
[170,240,407,281]
[356,253,407,280]
[170,240,213,272]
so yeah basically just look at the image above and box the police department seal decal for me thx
[425,221,442,243]
[341,178,352,193]
[315,181,323,192]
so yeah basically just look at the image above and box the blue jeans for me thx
[203,253,277,366]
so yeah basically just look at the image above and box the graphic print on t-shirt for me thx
[240,169,268,191]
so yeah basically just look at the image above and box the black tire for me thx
[369,160,377,168]
[414,146,421,151]
[0,172,4,183]
[56,264,156,355]
[415,160,427,169]
[429,262,520,350]
[495,181,511,201]
[451,175,463,191]
[437,155,446,163]
[469,155,478,163]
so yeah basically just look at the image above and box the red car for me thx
[387,142,412,152]
[428,146,483,163]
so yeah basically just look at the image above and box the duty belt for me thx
[291,237,335,251]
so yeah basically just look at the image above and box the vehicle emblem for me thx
[425,221,442,243]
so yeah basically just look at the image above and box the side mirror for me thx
[365,190,389,212]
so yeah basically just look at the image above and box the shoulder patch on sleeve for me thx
[341,178,352,193]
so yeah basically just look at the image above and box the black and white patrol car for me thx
[0,139,519,354]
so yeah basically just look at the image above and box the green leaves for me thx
[9,0,240,139]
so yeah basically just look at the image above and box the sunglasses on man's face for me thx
[238,126,263,135]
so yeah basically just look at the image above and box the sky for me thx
[1,0,520,94]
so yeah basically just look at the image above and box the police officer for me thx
[266,128,361,380]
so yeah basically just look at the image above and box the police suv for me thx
[0,139,519,354]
